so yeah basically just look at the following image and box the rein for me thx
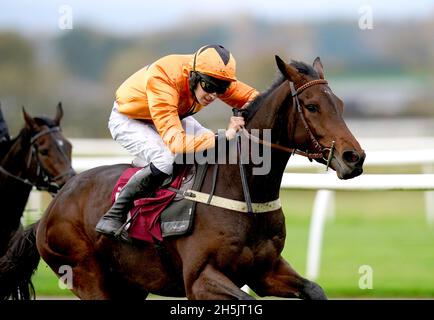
[169,78,337,214]
[0,126,74,194]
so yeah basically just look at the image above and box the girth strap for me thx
[182,189,281,213]
[207,164,219,205]
[233,108,253,214]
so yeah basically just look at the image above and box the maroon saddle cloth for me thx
[111,166,188,243]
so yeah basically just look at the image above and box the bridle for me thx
[240,78,336,170]
[169,78,338,215]
[0,126,74,195]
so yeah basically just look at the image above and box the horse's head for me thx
[22,102,76,192]
[275,56,365,179]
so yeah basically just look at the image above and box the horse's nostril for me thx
[343,150,360,164]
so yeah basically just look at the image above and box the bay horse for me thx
[0,103,75,258]
[0,56,364,300]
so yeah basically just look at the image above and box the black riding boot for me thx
[95,163,169,238]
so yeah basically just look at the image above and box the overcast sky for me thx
[1,0,433,35]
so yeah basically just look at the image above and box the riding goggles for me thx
[199,76,230,95]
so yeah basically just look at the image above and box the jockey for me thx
[96,44,259,238]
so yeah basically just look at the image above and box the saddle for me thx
[112,163,209,243]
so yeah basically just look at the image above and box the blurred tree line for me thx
[0,16,433,138]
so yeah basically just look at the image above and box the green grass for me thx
[281,190,434,298]
[30,190,434,298]
[33,262,75,297]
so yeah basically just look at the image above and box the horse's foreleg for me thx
[186,264,255,300]
[249,257,327,300]
[68,264,112,300]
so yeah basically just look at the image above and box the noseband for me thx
[0,126,74,194]
[241,78,335,169]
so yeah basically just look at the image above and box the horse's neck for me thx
[0,133,34,240]
[0,135,32,255]
[1,132,34,179]
[230,81,294,202]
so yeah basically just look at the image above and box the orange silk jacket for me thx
[115,54,258,153]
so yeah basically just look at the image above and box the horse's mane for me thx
[245,73,286,122]
[245,60,319,121]
[0,139,14,159]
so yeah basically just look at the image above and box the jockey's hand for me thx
[225,116,245,140]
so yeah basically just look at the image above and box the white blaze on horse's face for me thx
[322,89,332,96]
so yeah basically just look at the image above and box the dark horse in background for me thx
[0,103,75,258]
[0,56,364,300]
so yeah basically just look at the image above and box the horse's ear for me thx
[55,102,64,125]
[275,55,287,74]
[275,55,302,83]
[22,107,38,131]
[313,57,325,79]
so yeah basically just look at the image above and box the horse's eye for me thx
[39,149,49,156]
[305,104,318,113]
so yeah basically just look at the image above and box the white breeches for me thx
[108,102,211,175]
